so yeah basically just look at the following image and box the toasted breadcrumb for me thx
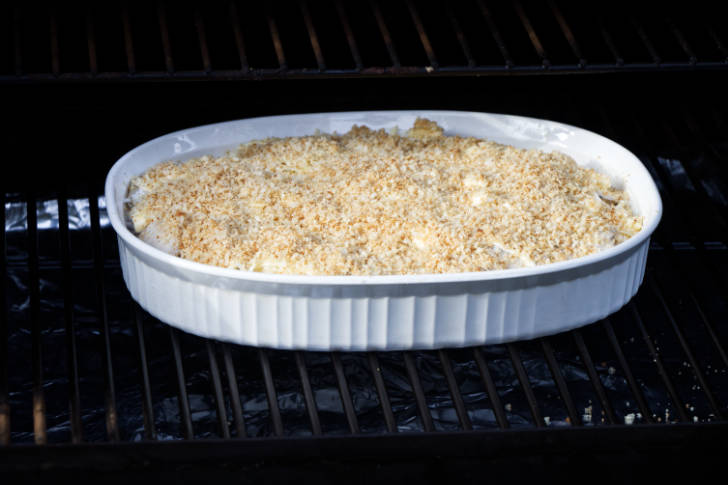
[126,118,642,275]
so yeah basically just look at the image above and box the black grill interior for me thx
[2,0,727,79]
[1,0,728,480]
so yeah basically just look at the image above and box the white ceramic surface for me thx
[105,111,662,350]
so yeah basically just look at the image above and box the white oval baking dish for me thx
[106,111,662,350]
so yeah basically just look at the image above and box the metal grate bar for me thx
[266,8,287,70]
[405,0,438,69]
[331,353,360,434]
[121,2,136,73]
[445,4,475,67]
[507,344,544,427]
[49,9,60,75]
[221,345,246,438]
[512,0,550,68]
[688,290,728,369]
[647,277,724,419]
[540,339,581,426]
[58,193,83,443]
[258,349,284,437]
[370,0,400,68]
[475,0,513,67]
[205,342,230,438]
[437,350,472,430]
[630,15,661,65]
[2,62,727,82]
[597,17,624,65]
[548,0,585,66]
[294,352,321,435]
[86,9,98,74]
[403,353,434,432]
[630,302,689,422]
[665,18,697,64]
[133,305,156,440]
[0,192,9,445]
[299,0,326,71]
[472,348,509,428]
[367,353,396,433]
[707,26,728,61]
[169,328,193,439]
[156,1,174,73]
[13,6,22,75]
[27,195,47,445]
[572,330,616,424]
[194,9,212,73]
[89,194,120,441]
[228,1,249,72]
[334,1,362,70]
[602,319,654,423]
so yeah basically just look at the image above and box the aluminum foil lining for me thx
[4,196,109,232]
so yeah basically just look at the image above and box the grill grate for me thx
[2,135,727,442]
[0,0,727,477]
[1,1,727,83]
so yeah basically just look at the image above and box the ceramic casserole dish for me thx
[105,111,662,350]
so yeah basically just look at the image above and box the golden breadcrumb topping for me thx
[126,118,642,275]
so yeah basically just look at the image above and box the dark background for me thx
[3,71,725,193]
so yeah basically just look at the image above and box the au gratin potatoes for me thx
[126,118,642,275]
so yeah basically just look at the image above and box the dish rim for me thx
[105,110,662,286]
